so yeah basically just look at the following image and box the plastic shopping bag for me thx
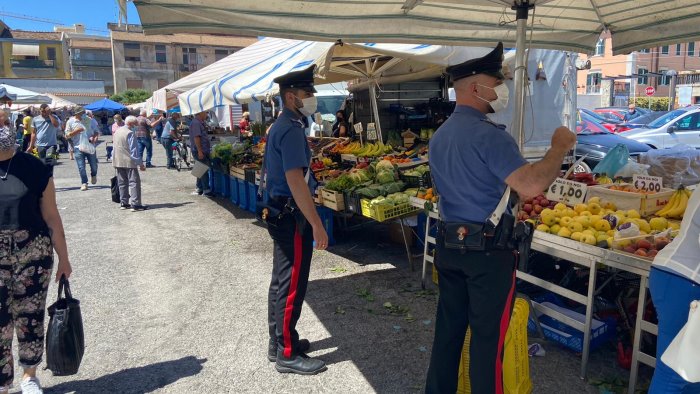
[45,276,85,376]
[661,300,700,383]
[78,130,95,155]
[592,143,629,176]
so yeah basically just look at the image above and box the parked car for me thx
[613,111,668,133]
[618,107,700,149]
[574,113,652,173]
[594,107,650,122]
[579,108,620,132]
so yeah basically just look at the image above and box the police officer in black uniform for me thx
[262,65,329,375]
[425,43,577,393]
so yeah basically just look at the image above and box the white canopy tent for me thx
[0,86,17,103]
[0,84,51,105]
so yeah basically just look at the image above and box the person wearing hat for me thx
[65,108,100,191]
[189,110,213,196]
[239,111,251,136]
[424,43,576,394]
[262,65,328,375]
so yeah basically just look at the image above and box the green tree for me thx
[110,89,150,105]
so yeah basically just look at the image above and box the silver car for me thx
[619,106,700,149]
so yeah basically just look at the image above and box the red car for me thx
[578,109,618,132]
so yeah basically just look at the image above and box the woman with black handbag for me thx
[0,112,72,394]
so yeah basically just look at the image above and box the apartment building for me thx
[108,24,256,94]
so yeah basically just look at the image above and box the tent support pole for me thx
[369,82,383,142]
[512,1,533,152]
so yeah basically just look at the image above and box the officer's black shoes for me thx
[275,353,327,375]
[268,338,310,362]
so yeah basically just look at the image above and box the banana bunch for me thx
[597,173,613,184]
[338,142,362,154]
[656,186,693,219]
[355,142,394,157]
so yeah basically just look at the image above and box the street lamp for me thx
[667,70,678,110]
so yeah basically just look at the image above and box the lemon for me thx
[540,212,557,226]
[593,219,611,232]
[554,203,567,211]
[649,217,668,232]
[581,234,597,245]
[606,237,614,248]
[627,210,641,219]
[549,224,562,235]
[574,203,588,213]
[588,203,602,215]
[567,222,583,233]
[559,217,574,227]
[575,216,592,228]
[582,229,596,236]
[588,196,601,205]
[596,233,609,244]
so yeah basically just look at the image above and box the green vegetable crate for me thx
[321,189,345,211]
[360,199,418,222]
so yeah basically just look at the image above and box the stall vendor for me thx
[425,42,576,394]
[261,65,328,376]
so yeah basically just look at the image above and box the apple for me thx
[637,240,652,250]
[523,204,533,214]
[648,250,658,258]
[623,245,637,254]
[534,204,544,214]
[524,198,534,205]
[655,237,670,250]
[635,248,648,257]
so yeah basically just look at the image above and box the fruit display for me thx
[330,141,395,157]
[655,186,692,219]
[611,233,672,259]
[607,184,662,194]
[415,188,438,203]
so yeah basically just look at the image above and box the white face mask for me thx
[295,95,317,117]
[476,83,509,113]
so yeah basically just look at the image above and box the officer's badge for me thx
[262,208,270,220]
[456,226,469,241]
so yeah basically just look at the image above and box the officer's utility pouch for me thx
[492,212,516,250]
[256,202,284,227]
[442,222,488,252]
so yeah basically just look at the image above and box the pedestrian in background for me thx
[113,116,147,211]
[65,109,99,191]
[0,117,73,394]
[21,108,32,153]
[188,111,213,196]
[161,112,181,169]
[136,109,154,168]
[150,110,166,143]
[239,111,251,136]
[27,104,60,162]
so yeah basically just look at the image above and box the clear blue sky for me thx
[0,0,141,36]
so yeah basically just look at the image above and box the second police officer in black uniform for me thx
[425,43,577,393]
[261,65,329,375]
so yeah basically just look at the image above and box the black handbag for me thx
[442,221,489,251]
[45,276,84,376]
[110,175,120,203]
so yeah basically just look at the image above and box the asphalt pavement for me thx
[12,137,648,393]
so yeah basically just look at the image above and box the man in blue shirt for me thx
[425,43,576,394]
[189,111,213,196]
[28,104,60,162]
[262,65,328,375]
[623,103,641,122]
[161,112,181,169]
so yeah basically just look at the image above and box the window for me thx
[586,71,602,93]
[640,48,650,54]
[156,44,167,63]
[594,39,605,56]
[660,69,671,85]
[46,47,56,60]
[637,68,648,85]
[86,71,96,80]
[73,48,81,59]
[74,71,82,79]
[182,47,197,64]
[126,79,143,90]
[689,42,696,57]
[215,49,230,61]
[157,79,168,89]
[124,43,141,62]
[677,44,682,56]
[675,113,700,130]
[661,45,669,55]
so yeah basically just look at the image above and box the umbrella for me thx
[0,84,51,105]
[84,98,126,112]
[134,0,700,148]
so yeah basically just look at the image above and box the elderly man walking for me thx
[113,116,147,211]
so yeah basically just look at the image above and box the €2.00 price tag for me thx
[546,178,588,206]
[633,174,663,193]
[366,123,378,141]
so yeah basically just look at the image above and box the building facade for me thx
[108,24,256,94]
[59,24,115,95]
[0,21,70,80]
[578,31,700,106]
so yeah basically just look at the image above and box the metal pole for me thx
[668,70,678,110]
[511,1,532,152]
[369,82,383,142]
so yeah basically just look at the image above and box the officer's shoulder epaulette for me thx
[480,117,507,130]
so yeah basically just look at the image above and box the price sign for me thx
[546,178,588,205]
[353,122,363,135]
[314,112,322,126]
[366,123,378,140]
[633,174,663,193]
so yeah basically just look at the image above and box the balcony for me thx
[11,59,55,68]
[72,58,112,67]
[179,64,198,72]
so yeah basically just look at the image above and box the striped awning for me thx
[12,44,40,57]
[134,0,700,55]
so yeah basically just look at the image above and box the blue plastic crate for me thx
[247,183,259,213]
[208,169,215,192]
[415,212,437,250]
[316,206,335,246]
[229,177,240,205]
[211,169,224,195]
[237,179,249,210]
[218,172,230,197]
[527,302,616,353]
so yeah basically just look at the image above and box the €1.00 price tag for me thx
[633,174,663,193]
[546,178,588,205]
[353,122,364,135]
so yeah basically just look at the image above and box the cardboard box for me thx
[586,184,674,216]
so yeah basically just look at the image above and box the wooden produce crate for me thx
[230,166,246,180]
[585,184,674,216]
[321,189,345,211]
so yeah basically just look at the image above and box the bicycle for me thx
[171,139,191,171]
